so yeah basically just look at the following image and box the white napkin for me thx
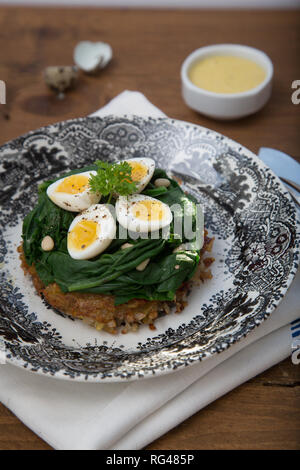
[0,91,299,450]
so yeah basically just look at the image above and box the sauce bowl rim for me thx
[181,43,274,99]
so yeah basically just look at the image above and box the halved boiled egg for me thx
[116,194,173,233]
[46,171,100,212]
[119,158,155,193]
[67,204,116,260]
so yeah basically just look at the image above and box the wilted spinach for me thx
[22,167,201,304]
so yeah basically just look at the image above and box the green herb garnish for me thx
[22,168,201,306]
[89,161,138,204]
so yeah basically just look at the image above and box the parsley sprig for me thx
[89,161,137,204]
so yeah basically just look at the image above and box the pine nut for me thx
[154,178,171,188]
[136,258,150,271]
[121,243,134,250]
[41,236,54,251]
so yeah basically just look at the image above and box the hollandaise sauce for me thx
[188,55,266,94]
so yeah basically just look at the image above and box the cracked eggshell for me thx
[74,41,113,73]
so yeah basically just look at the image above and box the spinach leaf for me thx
[22,191,74,265]
[22,167,201,305]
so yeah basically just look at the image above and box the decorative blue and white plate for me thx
[0,116,299,382]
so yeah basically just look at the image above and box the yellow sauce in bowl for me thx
[188,55,266,94]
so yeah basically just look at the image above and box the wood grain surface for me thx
[0,7,299,450]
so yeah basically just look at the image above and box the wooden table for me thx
[0,7,299,450]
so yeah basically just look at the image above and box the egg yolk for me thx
[132,200,164,221]
[56,175,89,194]
[68,220,99,250]
[129,162,148,182]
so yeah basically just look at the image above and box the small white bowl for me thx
[181,44,273,120]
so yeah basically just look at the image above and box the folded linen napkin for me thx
[0,91,299,450]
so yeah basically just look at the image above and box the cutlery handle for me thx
[280,177,300,194]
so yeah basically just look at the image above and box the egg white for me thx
[67,204,116,260]
[47,171,101,212]
[115,194,173,233]
[118,158,155,194]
